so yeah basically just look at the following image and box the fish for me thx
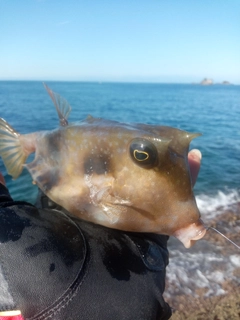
[0,84,206,248]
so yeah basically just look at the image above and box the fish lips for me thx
[173,219,207,248]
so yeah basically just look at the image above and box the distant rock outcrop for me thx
[200,78,213,85]
[198,78,233,85]
[221,81,231,85]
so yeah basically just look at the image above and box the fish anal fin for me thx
[0,118,31,179]
[43,83,71,127]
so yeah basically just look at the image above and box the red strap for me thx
[0,316,24,320]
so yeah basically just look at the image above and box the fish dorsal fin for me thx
[43,83,71,127]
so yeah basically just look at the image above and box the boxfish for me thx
[0,84,206,248]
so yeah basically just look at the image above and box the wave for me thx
[165,188,240,299]
[196,189,240,221]
[166,240,240,299]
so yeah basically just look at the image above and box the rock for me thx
[221,81,231,85]
[200,78,213,85]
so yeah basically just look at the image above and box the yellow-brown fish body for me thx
[0,84,206,248]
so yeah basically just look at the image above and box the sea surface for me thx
[0,81,240,300]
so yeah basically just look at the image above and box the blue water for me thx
[1,81,240,298]
[0,81,239,212]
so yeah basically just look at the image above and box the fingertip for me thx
[188,149,202,187]
[189,149,202,162]
[0,173,6,186]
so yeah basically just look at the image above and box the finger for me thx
[0,172,6,186]
[188,149,202,187]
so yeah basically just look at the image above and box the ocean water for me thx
[0,81,240,299]
[0,81,239,205]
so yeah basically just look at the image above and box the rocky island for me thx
[200,78,214,85]
[221,80,232,85]
[199,78,233,85]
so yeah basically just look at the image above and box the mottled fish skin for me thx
[0,85,206,248]
[26,118,201,236]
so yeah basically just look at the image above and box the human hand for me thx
[188,149,201,187]
[0,172,5,186]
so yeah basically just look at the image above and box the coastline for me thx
[169,287,240,319]
[165,204,240,319]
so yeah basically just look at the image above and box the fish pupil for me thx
[129,139,158,168]
[134,150,149,161]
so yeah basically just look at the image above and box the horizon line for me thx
[0,79,239,85]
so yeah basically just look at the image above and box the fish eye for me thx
[129,139,158,168]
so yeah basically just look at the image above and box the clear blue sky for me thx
[1,0,240,83]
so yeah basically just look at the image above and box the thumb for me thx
[0,172,6,186]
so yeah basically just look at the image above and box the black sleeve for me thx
[0,185,172,320]
[0,182,13,202]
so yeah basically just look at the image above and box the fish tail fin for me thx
[0,118,29,179]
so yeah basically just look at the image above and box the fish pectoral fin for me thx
[90,186,112,205]
[101,203,123,221]
[43,83,71,127]
[100,193,132,219]
[0,118,29,179]
[100,199,132,223]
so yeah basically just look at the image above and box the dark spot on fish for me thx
[84,154,110,175]
[45,131,62,156]
[36,168,60,192]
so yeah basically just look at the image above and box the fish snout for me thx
[173,219,206,248]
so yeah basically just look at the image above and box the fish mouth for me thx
[173,219,207,248]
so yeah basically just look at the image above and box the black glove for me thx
[0,184,172,320]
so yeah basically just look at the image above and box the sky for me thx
[1,0,240,83]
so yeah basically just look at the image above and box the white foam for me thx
[165,248,236,298]
[230,255,240,267]
[196,189,240,221]
[208,270,225,283]
[166,201,240,300]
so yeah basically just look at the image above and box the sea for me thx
[0,81,240,302]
